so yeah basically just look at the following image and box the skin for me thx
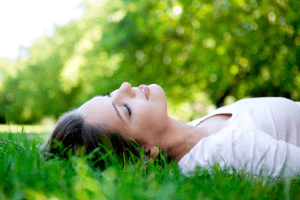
[78,82,209,161]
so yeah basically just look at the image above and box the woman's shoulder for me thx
[233,97,296,107]
[178,128,297,178]
[187,116,206,126]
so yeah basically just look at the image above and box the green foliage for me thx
[1,132,300,199]
[0,0,299,123]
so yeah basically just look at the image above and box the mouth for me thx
[139,85,149,99]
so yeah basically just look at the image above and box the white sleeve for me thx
[179,129,300,178]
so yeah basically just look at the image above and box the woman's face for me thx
[78,82,168,145]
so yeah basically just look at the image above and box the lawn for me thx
[0,129,300,200]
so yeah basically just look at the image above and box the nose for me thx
[113,82,135,99]
[119,82,132,91]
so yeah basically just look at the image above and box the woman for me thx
[41,82,300,178]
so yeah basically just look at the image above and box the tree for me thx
[0,0,299,123]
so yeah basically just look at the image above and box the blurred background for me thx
[0,0,299,133]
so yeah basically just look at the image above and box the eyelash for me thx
[106,93,132,116]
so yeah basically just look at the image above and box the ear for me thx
[144,146,159,159]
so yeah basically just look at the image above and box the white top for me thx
[178,97,300,178]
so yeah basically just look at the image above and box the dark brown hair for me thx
[40,108,142,170]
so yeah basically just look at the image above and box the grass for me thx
[1,130,300,200]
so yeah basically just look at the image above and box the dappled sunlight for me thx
[0,0,299,125]
[0,124,52,136]
[167,90,215,122]
[60,55,86,93]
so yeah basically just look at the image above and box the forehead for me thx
[78,96,119,129]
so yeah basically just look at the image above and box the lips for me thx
[139,85,149,99]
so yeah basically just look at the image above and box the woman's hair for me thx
[40,109,142,170]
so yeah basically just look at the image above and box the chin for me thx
[149,84,168,110]
[149,84,166,99]
[149,84,164,92]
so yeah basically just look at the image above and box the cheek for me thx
[130,107,150,131]
[130,101,166,131]
[133,111,149,129]
[145,107,166,129]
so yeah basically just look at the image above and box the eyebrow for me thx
[102,94,124,122]
[112,102,124,122]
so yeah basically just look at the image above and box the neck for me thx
[155,116,207,162]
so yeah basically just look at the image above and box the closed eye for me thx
[123,103,132,116]
[106,93,132,116]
